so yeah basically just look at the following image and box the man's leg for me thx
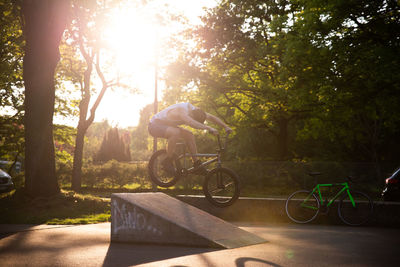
[178,128,207,174]
[165,127,182,159]
[151,126,180,175]
[177,128,198,162]
[164,127,205,174]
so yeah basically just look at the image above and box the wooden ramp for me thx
[111,193,267,248]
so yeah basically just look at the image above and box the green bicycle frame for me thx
[306,182,356,208]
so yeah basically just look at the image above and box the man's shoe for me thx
[193,160,208,175]
[161,157,176,175]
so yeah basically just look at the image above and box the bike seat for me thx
[308,172,323,177]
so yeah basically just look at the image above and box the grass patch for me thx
[0,189,110,225]
[3,182,371,225]
[47,213,110,225]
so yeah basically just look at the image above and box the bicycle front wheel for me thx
[148,149,180,187]
[285,190,320,224]
[338,190,373,226]
[203,167,240,207]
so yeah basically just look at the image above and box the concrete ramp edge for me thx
[111,192,267,249]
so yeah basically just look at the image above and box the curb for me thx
[177,195,400,227]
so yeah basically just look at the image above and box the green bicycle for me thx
[285,172,374,226]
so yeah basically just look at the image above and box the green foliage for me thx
[54,124,76,163]
[83,120,111,160]
[163,0,400,165]
[1,0,398,197]
[0,117,24,173]
[165,0,311,160]
[289,0,400,162]
[0,1,24,114]
[80,160,148,189]
[0,2,24,169]
[53,124,76,187]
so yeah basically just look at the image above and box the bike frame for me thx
[303,182,356,209]
[178,149,221,172]
[177,134,226,174]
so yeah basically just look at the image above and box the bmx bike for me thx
[148,133,240,207]
[285,172,374,226]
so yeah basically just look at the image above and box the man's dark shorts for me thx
[148,120,176,138]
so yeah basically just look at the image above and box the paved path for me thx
[0,223,399,266]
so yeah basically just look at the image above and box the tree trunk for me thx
[71,123,87,191]
[22,0,69,197]
[71,52,109,191]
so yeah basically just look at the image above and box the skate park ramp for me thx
[111,193,267,249]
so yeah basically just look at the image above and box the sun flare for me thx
[96,5,161,127]
[89,0,217,128]
[103,6,159,76]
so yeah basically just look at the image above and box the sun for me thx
[103,6,159,77]
[54,1,217,128]
[96,4,161,127]
[91,0,218,128]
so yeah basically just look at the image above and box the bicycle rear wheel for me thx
[285,190,320,224]
[203,167,240,207]
[338,190,373,226]
[148,149,181,187]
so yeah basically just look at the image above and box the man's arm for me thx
[206,113,232,133]
[179,112,217,133]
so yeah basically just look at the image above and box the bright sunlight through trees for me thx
[58,0,216,128]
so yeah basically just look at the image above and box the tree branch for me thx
[87,51,108,125]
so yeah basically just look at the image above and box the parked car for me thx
[0,160,22,173]
[0,168,14,193]
[382,166,400,201]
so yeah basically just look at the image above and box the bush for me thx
[56,156,384,198]
[56,161,73,186]
[81,160,149,189]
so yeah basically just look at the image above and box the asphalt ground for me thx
[1,222,399,267]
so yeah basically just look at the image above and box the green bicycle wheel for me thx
[286,190,320,224]
[338,190,373,226]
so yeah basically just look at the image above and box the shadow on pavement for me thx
[102,242,218,266]
[0,224,38,240]
[235,257,283,267]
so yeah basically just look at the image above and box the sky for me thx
[55,0,217,129]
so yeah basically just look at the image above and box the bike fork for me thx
[216,172,225,189]
[346,190,356,208]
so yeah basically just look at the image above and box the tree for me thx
[164,0,400,166]
[131,104,153,152]
[95,127,131,163]
[58,1,123,191]
[22,0,70,197]
[0,1,25,169]
[0,1,24,115]
[83,120,111,160]
[165,0,308,160]
[290,0,400,164]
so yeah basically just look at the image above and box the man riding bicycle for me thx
[148,102,232,174]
